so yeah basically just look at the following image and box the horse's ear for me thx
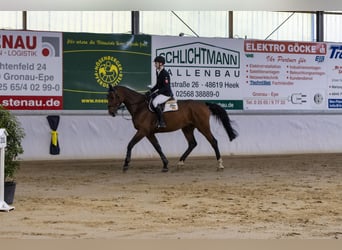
[108,85,114,92]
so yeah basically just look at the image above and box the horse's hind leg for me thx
[146,134,169,172]
[206,134,224,171]
[178,126,197,168]
[197,126,224,171]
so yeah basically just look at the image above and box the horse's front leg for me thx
[123,131,145,172]
[146,134,169,172]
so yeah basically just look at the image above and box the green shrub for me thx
[0,106,25,181]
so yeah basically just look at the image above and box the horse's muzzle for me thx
[108,106,116,117]
[108,110,116,117]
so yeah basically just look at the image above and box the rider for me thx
[149,55,173,128]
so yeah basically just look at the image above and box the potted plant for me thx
[0,105,25,204]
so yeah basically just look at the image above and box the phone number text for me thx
[175,90,220,98]
[0,83,61,92]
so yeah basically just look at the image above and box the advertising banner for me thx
[243,40,327,110]
[63,33,151,110]
[152,36,244,110]
[326,43,342,109]
[0,30,63,110]
[152,36,342,111]
[2,30,342,113]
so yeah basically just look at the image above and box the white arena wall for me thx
[17,113,342,161]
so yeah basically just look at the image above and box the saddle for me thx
[148,97,178,113]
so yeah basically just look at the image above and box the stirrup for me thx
[157,122,166,128]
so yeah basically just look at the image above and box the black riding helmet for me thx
[154,55,165,65]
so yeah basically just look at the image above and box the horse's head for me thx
[107,85,122,117]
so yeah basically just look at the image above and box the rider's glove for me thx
[144,90,151,98]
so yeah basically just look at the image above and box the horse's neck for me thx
[119,87,145,115]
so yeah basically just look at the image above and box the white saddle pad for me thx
[163,100,178,112]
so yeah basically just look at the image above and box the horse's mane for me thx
[113,85,146,106]
[115,85,144,96]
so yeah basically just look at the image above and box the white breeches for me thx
[152,94,170,108]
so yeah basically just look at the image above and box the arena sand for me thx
[1,154,341,239]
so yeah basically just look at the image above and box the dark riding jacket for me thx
[151,68,173,97]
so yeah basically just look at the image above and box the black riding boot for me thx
[155,105,166,128]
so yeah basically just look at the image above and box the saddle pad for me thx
[164,100,178,112]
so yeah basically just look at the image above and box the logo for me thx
[156,42,240,68]
[94,56,123,88]
[315,55,325,63]
[314,93,324,104]
[329,45,342,59]
[41,36,60,57]
[0,34,37,49]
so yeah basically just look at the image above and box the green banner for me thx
[207,100,243,110]
[63,33,151,110]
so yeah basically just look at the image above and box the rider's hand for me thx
[150,91,158,99]
[144,90,151,98]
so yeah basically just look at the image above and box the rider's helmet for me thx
[153,56,166,65]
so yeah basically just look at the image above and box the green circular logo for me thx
[94,56,123,88]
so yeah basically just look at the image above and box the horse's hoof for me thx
[123,166,129,172]
[177,161,184,168]
[161,167,169,173]
[217,158,224,171]
[216,167,224,172]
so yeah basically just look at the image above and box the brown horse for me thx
[107,85,237,172]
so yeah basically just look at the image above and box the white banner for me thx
[152,35,342,111]
[0,30,63,110]
[152,36,244,110]
[243,40,327,110]
[326,43,342,109]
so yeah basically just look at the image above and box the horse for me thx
[107,85,238,172]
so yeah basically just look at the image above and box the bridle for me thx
[107,90,122,111]
[107,89,148,119]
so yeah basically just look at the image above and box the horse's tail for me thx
[205,102,238,141]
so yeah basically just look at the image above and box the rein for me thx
[108,89,146,107]
[125,98,146,107]
[116,105,132,120]
[116,99,146,120]
[108,89,147,120]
